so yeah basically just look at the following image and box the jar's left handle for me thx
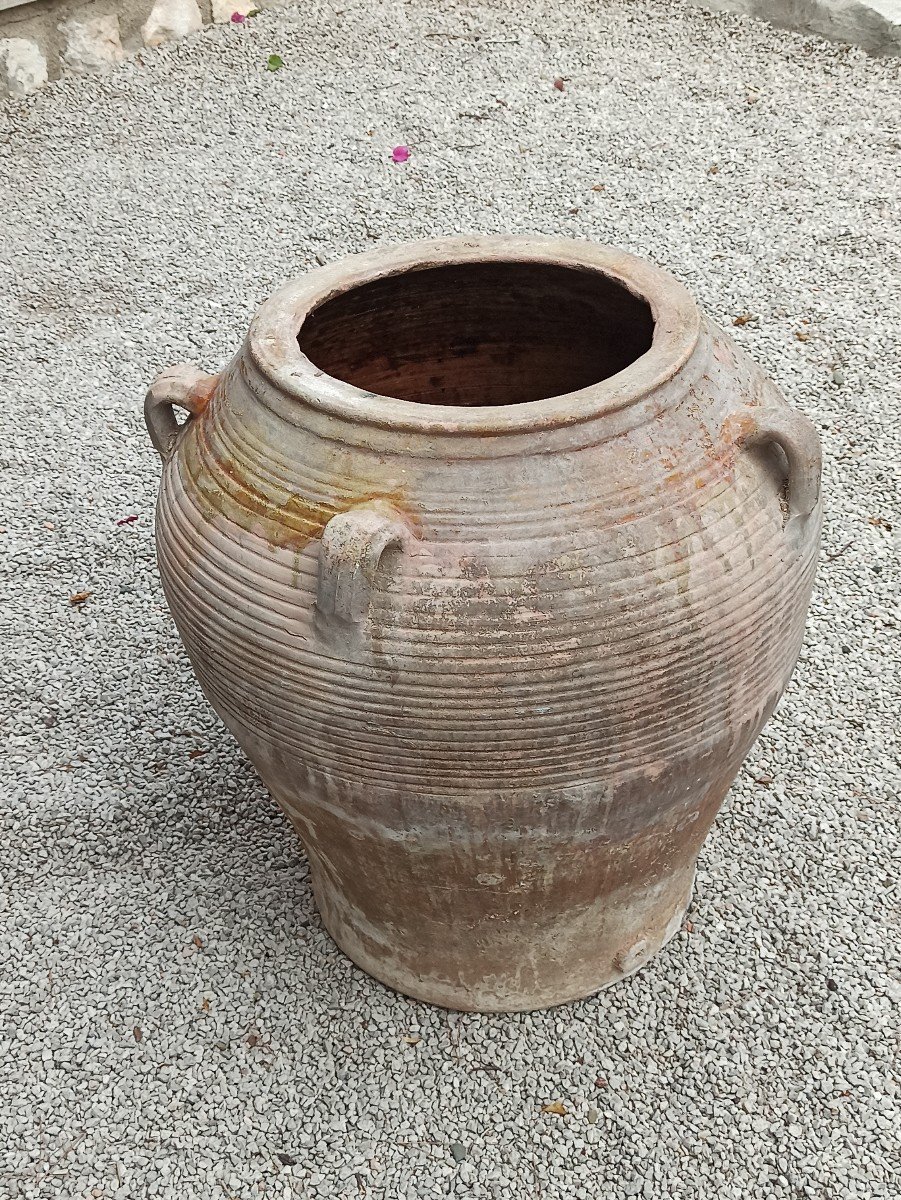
[317,501,415,624]
[144,364,219,462]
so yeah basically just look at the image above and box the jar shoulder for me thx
[166,319,801,557]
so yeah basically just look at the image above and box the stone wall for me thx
[0,0,258,93]
[687,0,901,58]
[1,0,899,97]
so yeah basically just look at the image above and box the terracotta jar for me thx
[146,237,821,1011]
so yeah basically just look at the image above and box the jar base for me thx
[310,869,695,1013]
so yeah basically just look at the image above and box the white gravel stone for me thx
[0,36,47,98]
[142,0,204,48]
[58,14,126,74]
[0,1,898,1198]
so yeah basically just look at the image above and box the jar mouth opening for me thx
[297,260,657,409]
[248,237,701,436]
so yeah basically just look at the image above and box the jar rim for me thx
[246,236,702,437]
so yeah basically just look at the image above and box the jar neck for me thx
[243,236,705,456]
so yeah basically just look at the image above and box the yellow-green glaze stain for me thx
[178,413,411,554]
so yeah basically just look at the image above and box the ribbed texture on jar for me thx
[156,340,819,803]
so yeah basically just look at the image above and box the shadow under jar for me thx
[146,237,821,1012]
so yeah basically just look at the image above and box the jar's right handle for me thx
[731,405,822,533]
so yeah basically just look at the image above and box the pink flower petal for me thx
[231,11,246,22]
[116,515,138,526]
[390,145,410,164]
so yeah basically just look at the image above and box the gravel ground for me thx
[1,1,899,1197]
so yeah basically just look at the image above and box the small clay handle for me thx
[732,405,822,529]
[318,501,413,623]
[144,364,218,462]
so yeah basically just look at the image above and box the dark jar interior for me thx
[298,261,656,407]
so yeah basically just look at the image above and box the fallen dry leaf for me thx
[795,330,809,342]
[591,184,606,193]
[200,997,210,1012]
[246,1033,259,1047]
[733,313,757,327]
[402,1034,421,1046]
[193,935,204,948]
[133,1027,142,1042]
[541,1101,568,1116]
[868,516,893,531]
[69,590,93,606]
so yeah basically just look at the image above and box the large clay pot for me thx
[146,237,821,1011]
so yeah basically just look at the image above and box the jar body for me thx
[149,239,821,1011]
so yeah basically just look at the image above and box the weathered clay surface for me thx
[146,237,822,1012]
